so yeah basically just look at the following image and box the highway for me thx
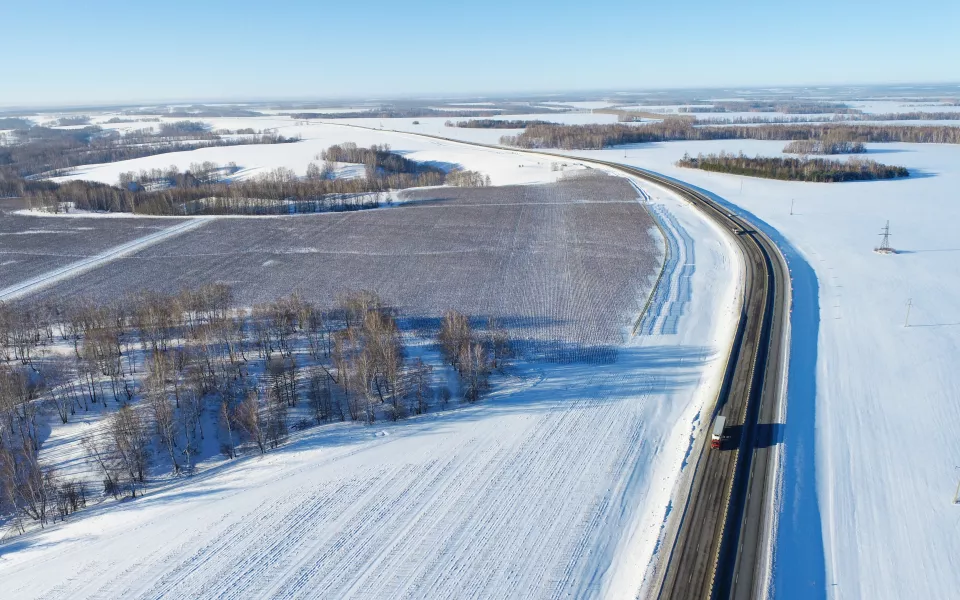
[604,165,790,600]
[325,123,791,600]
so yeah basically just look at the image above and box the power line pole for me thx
[904,298,913,327]
[875,220,894,254]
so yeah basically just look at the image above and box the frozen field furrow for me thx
[0,212,187,290]
[26,175,659,359]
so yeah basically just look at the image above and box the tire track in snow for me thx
[0,218,211,301]
[61,366,665,600]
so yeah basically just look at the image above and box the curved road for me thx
[605,165,790,600]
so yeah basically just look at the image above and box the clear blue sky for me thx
[3,0,958,106]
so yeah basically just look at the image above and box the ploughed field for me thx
[32,173,660,361]
[0,211,185,289]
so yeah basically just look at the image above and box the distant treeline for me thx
[446,119,554,129]
[0,124,297,197]
[0,118,34,129]
[676,152,908,182]
[105,117,161,123]
[783,140,866,155]
[677,101,859,115]
[287,103,565,120]
[122,105,264,118]
[28,144,489,215]
[289,108,500,119]
[697,111,960,125]
[501,122,960,150]
[851,111,960,121]
[55,116,92,126]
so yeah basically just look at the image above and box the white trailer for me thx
[711,415,727,449]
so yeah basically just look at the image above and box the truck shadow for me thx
[721,423,785,451]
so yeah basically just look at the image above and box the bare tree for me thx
[236,389,266,454]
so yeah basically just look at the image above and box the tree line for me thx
[501,122,960,150]
[287,103,566,120]
[29,143,489,215]
[446,119,554,129]
[0,124,297,198]
[289,108,501,119]
[0,286,511,531]
[676,101,860,114]
[697,111,960,125]
[676,151,909,182]
[0,117,34,129]
[122,105,264,118]
[783,140,866,155]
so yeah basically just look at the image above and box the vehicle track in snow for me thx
[0,217,211,301]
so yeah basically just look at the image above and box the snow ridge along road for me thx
[0,217,212,301]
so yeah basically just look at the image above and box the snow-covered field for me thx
[51,119,571,187]
[552,140,960,600]
[0,127,745,599]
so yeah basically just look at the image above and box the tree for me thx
[109,405,150,497]
[145,352,180,474]
[236,389,266,454]
[409,358,432,416]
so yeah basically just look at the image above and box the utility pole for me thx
[904,298,913,327]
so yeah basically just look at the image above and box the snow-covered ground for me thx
[50,120,574,187]
[549,140,960,600]
[1,129,745,599]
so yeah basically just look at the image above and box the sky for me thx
[2,0,959,107]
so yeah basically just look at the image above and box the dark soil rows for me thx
[32,174,660,361]
[0,213,185,289]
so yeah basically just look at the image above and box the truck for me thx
[711,415,727,449]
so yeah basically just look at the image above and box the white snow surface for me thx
[51,119,576,187]
[1,133,745,600]
[551,139,960,600]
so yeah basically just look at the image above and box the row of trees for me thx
[446,119,553,129]
[502,122,960,150]
[0,286,511,530]
[289,109,497,119]
[783,140,866,155]
[676,152,909,182]
[118,162,241,190]
[446,169,491,187]
[697,111,960,125]
[676,101,859,114]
